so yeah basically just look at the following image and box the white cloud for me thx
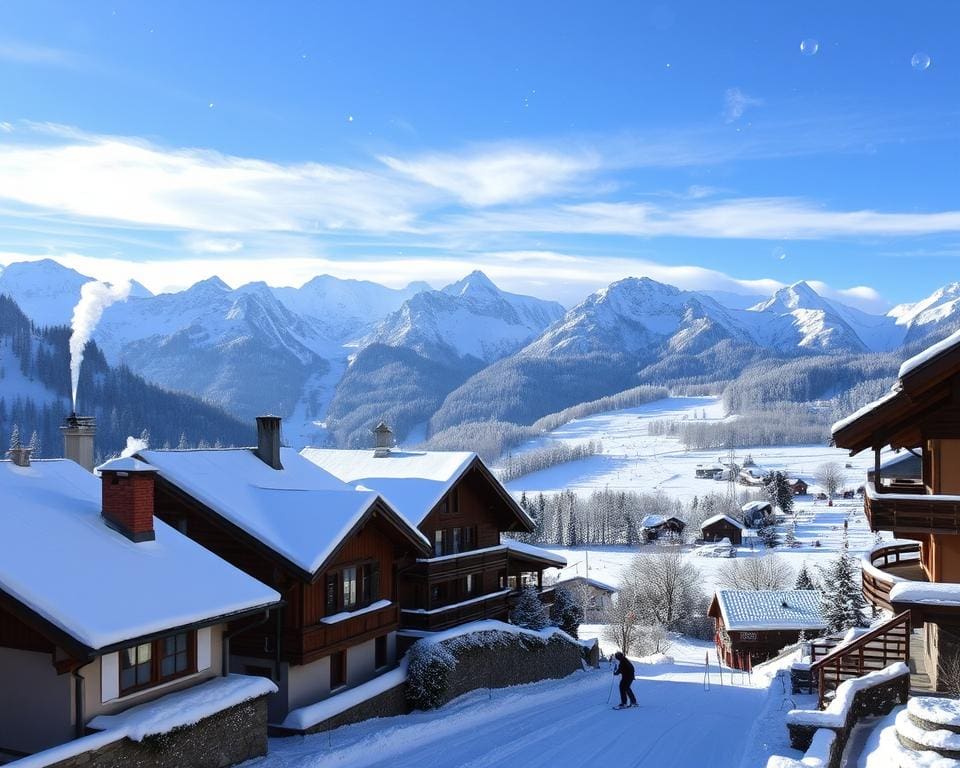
[183,235,244,254]
[380,146,600,206]
[0,40,80,67]
[723,87,763,123]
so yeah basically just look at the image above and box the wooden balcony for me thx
[861,542,925,613]
[401,590,512,632]
[409,547,509,583]
[865,482,960,534]
[282,601,399,665]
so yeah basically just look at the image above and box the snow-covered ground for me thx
[247,655,787,768]
[503,396,891,502]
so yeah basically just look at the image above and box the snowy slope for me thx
[364,271,565,363]
[0,258,151,328]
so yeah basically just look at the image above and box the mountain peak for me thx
[442,270,499,298]
[188,275,231,293]
[751,280,827,313]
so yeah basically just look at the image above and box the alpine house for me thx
[301,422,566,639]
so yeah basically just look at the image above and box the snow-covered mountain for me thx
[364,270,565,363]
[0,258,151,327]
[271,275,431,342]
[889,282,960,344]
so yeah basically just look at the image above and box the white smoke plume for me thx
[69,280,132,409]
[120,435,149,458]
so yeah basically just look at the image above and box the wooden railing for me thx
[412,548,509,581]
[810,611,911,709]
[861,542,922,613]
[284,602,399,662]
[865,482,960,534]
[401,590,512,632]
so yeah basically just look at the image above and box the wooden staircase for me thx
[809,611,911,709]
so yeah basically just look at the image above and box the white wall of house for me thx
[0,647,73,755]
[287,656,331,712]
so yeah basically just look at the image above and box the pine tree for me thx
[764,471,794,515]
[757,517,781,548]
[28,430,41,458]
[9,423,19,450]
[512,585,548,630]
[549,586,584,638]
[177,432,189,450]
[795,563,817,590]
[819,550,868,633]
[784,521,798,548]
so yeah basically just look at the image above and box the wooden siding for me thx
[0,604,55,654]
[701,520,743,545]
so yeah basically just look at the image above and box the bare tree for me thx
[636,623,673,656]
[815,462,844,503]
[601,588,642,655]
[622,551,704,629]
[717,555,794,591]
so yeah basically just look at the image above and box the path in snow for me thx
[503,396,890,502]
[248,662,768,768]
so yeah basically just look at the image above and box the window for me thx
[360,562,380,605]
[434,529,443,557]
[119,631,195,695]
[452,527,461,553]
[463,526,476,551]
[325,562,381,616]
[330,650,346,689]
[342,566,358,610]
[375,635,388,668]
[464,573,478,597]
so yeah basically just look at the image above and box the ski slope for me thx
[248,659,773,768]
[502,396,887,502]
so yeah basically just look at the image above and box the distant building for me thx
[640,514,686,541]
[741,500,773,528]
[556,576,617,622]
[709,590,827,669]
[700,513,745,546]
[695,464,725,480]
[787,478,809,496]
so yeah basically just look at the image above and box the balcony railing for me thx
[865,482,960,534]
[401,590,511,632]
[410,547,510,581]
[284,601,399,663]
[861,541,924,613]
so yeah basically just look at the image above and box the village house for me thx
[554,576,617,622]
[695,464,724,480]
[832,329,960,692]
[300,423,565,636]
[787,477,809,496]
[740,499,773,528]
[638,514,686,541]
[709,590,827,670]
[700,513,745,546]
[0,449,281,762]
[129,417,433,724]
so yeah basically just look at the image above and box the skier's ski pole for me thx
[606,675,615,704]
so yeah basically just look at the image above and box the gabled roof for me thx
[0,459,280,656]
[700,513,745,530]
[640,514,685,529]
[709,589,827,632]
[139,447,430,577]
[300,448,534,532]
[741,500,772,513]
[556,575,617,594]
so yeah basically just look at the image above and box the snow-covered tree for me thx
[28,429,41,458]
[622,551,703,629]
[764,471,794,515]
[784,521,798,548]
[819,550,868,633]
[602,589,642,656]
[511,586,548,630]
[9,423,19,451]
[757,516,781,548]
[549,586,584,638]
[795,563,817,590]
[718,555,793,591]
[815,462,844,504]
[177,432,189,450]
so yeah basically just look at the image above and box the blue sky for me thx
[0,1,956,308]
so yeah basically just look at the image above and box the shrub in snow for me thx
[549,586,583,638]
[757,516,781,548]
[405,641,457,711]
[636,623,672,656]
[512,585,549,630]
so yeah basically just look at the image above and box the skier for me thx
[612,651,637,709]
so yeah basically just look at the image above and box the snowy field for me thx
[502,396,892,502]
[247,655,793,768]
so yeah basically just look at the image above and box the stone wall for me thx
[44,697,268,768]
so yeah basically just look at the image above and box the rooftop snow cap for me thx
[61,413,96,472]
[97,456,158,542]
[373,421,393,458]
[255,415,283,470]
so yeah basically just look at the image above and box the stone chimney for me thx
[7,446,31,467]
[98,457,157,542]
[255,415,283,470]
[373,421,393,458]
[61,414,96,472]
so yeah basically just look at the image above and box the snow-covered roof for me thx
[640,514,683,528]
[713,589,827,632]
[140,447,427,575]
[300,448,529,529]
[899,327,960,379]
[556,575,617,593]
[503,539,567,567]
[97,456,157,473]
[741,500,772,513]
[700,513,745,530]
[0,459,280,652]
[830,388,901,435]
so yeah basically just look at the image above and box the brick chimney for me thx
[373,421,393,458]
[61,413,96,473]
[98,457,157,542]
[255,415,283,470]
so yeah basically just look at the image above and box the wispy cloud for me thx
[183,235,244,254]
[380,145,601,206]
[0,40,82,68]
[722,87,763,123]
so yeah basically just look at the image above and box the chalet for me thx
[639,514,686,541]
[738,467,767,486]
[832,328,960,691]
[700,513,745,546]
[695,464,724,480]
[131,417,433,723]
[0,452,280,760]
[709,590,827,669]
[787,478,809,496]
[300,426,565,635]
[866,450,922,489]
[741,500,773,528]
[555,576,617,622]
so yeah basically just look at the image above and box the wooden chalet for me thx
[639,514,686,541]
[709,590,826,670]
[301,426,565,636]
[134,417,432,722]
[0,452,280,759]
[700,513,744,546]
[741,500,773,528]
[555,576,616,622]
[788,478,809,496]
[833,329,960,692]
